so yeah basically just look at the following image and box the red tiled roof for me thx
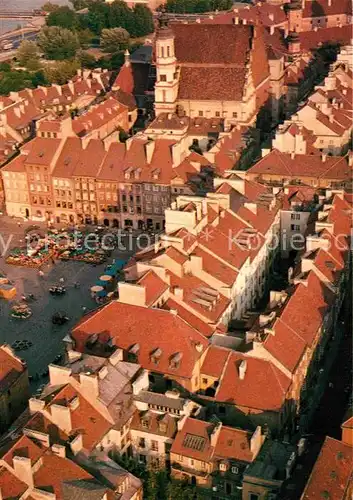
[265,272,334,372]
[299,24,353,51]
[215,426,253,462]
[192,246,239,286]
[178,66,246,101]
[2,435,44,467]
[247,149,352,180]
[137,270,169,307]
[33,453,93,500]
[171,417,255,463]
[301,436,353,500]
[113,63,134,95]
[201,345,231,379]
[162,298,215,338]
[171,418,214,461]
[303,0,352,17]
[48,384,111,451]
[0,465,28,499]
[72,97,127,137]
[24,137,61,167]
[0,346,26,392]
[215,352,291,412]
[72,301,209,379]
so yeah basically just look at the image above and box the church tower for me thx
[154,14,179,116]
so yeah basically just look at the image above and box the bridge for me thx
[0,10,45,20]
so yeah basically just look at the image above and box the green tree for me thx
[85,2,110,34]
[41,2,60,12]
[77,49,96,68]
[77,28,94,47]
[132,4,154,36]
[38,26,80,60]
[69,0,102,10]
[17,40,41,70]
[46,6,79,30]
[43,59,80,84]
[100,27,129,52]
[0,70,34,94]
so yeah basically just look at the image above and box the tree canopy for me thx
[163,0,232,13]
[46,6,79,30]
[43,59,80,84]
[16,40,41,71]
[0,66,47,95]
[41,2,60,13]
[100,27,129,53]
[79,0,154,37]
[38,26,80,60]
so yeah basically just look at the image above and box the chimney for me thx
[322,153,327,162]
[269,13,274,21]
[173,286,184,300]
[13,457,34,487]
[79,372,99,399]
[144,140,155,164]
[210,421,222,448]
[250,426,263,458]
[50,404,72,433]
[124,49,130,67]
[348,151,353,167]
[238,359,247,380]
[234,16,239,24]
[328,0,331,5]
[29,398,45,414]
[70,433,84,456]
[270,25,275,35]
[291,152,295,159]
[51,444,66,458]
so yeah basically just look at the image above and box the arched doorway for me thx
[69,215,75,224]
[112,219,119,228]
[124,219,133,228]
[104,218,110,227]
[146,218,153,229]
[191,476,196,486]
[138,220,144,230]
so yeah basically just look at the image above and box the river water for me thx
[0,0,69,34]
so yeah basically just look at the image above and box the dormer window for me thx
[169,352,183,370]
[150,347,162,365]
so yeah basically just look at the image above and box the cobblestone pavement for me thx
[0,216,140,390]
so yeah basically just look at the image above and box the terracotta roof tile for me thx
[2,435,44,467]
[215,352,291,412]
[72,301,209,379]
[137,270,169,306]
[301,436,353,500]
[0,465,28,499]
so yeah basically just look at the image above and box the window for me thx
[145,184,151,191]
[142,420,149,429]
[249,494,259,500]
[219,406,226,415]
[290,224,300,231]
[138,454,147,464]
[231,466,239,474]
[190,459,194,466]
[198,111,203,117]
[232,112,238,118]
[139,438,146,448]
[160,74,167,82]
[291,213,300,220]
[151,440,159,452]
[202,378,208,384]
[220,463,227,471]
[167,46,170,57]
[215,111,220,117]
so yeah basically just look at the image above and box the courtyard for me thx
[0,216,144,391]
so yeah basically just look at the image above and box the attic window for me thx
[169,352,183,369]
[150,347,162,364]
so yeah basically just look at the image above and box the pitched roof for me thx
[0,465,28,499]
[72,301,209,379]
[137,270,169,307]
[215,352,291,412]
[247,149,352,180]
[0,345,26,392]
[171,417,254,463]
[2,435,44,467]
[301,436,353,500]
[33,453,93,500]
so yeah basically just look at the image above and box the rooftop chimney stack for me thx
[239,360,247,380]
[13,457,34,488]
